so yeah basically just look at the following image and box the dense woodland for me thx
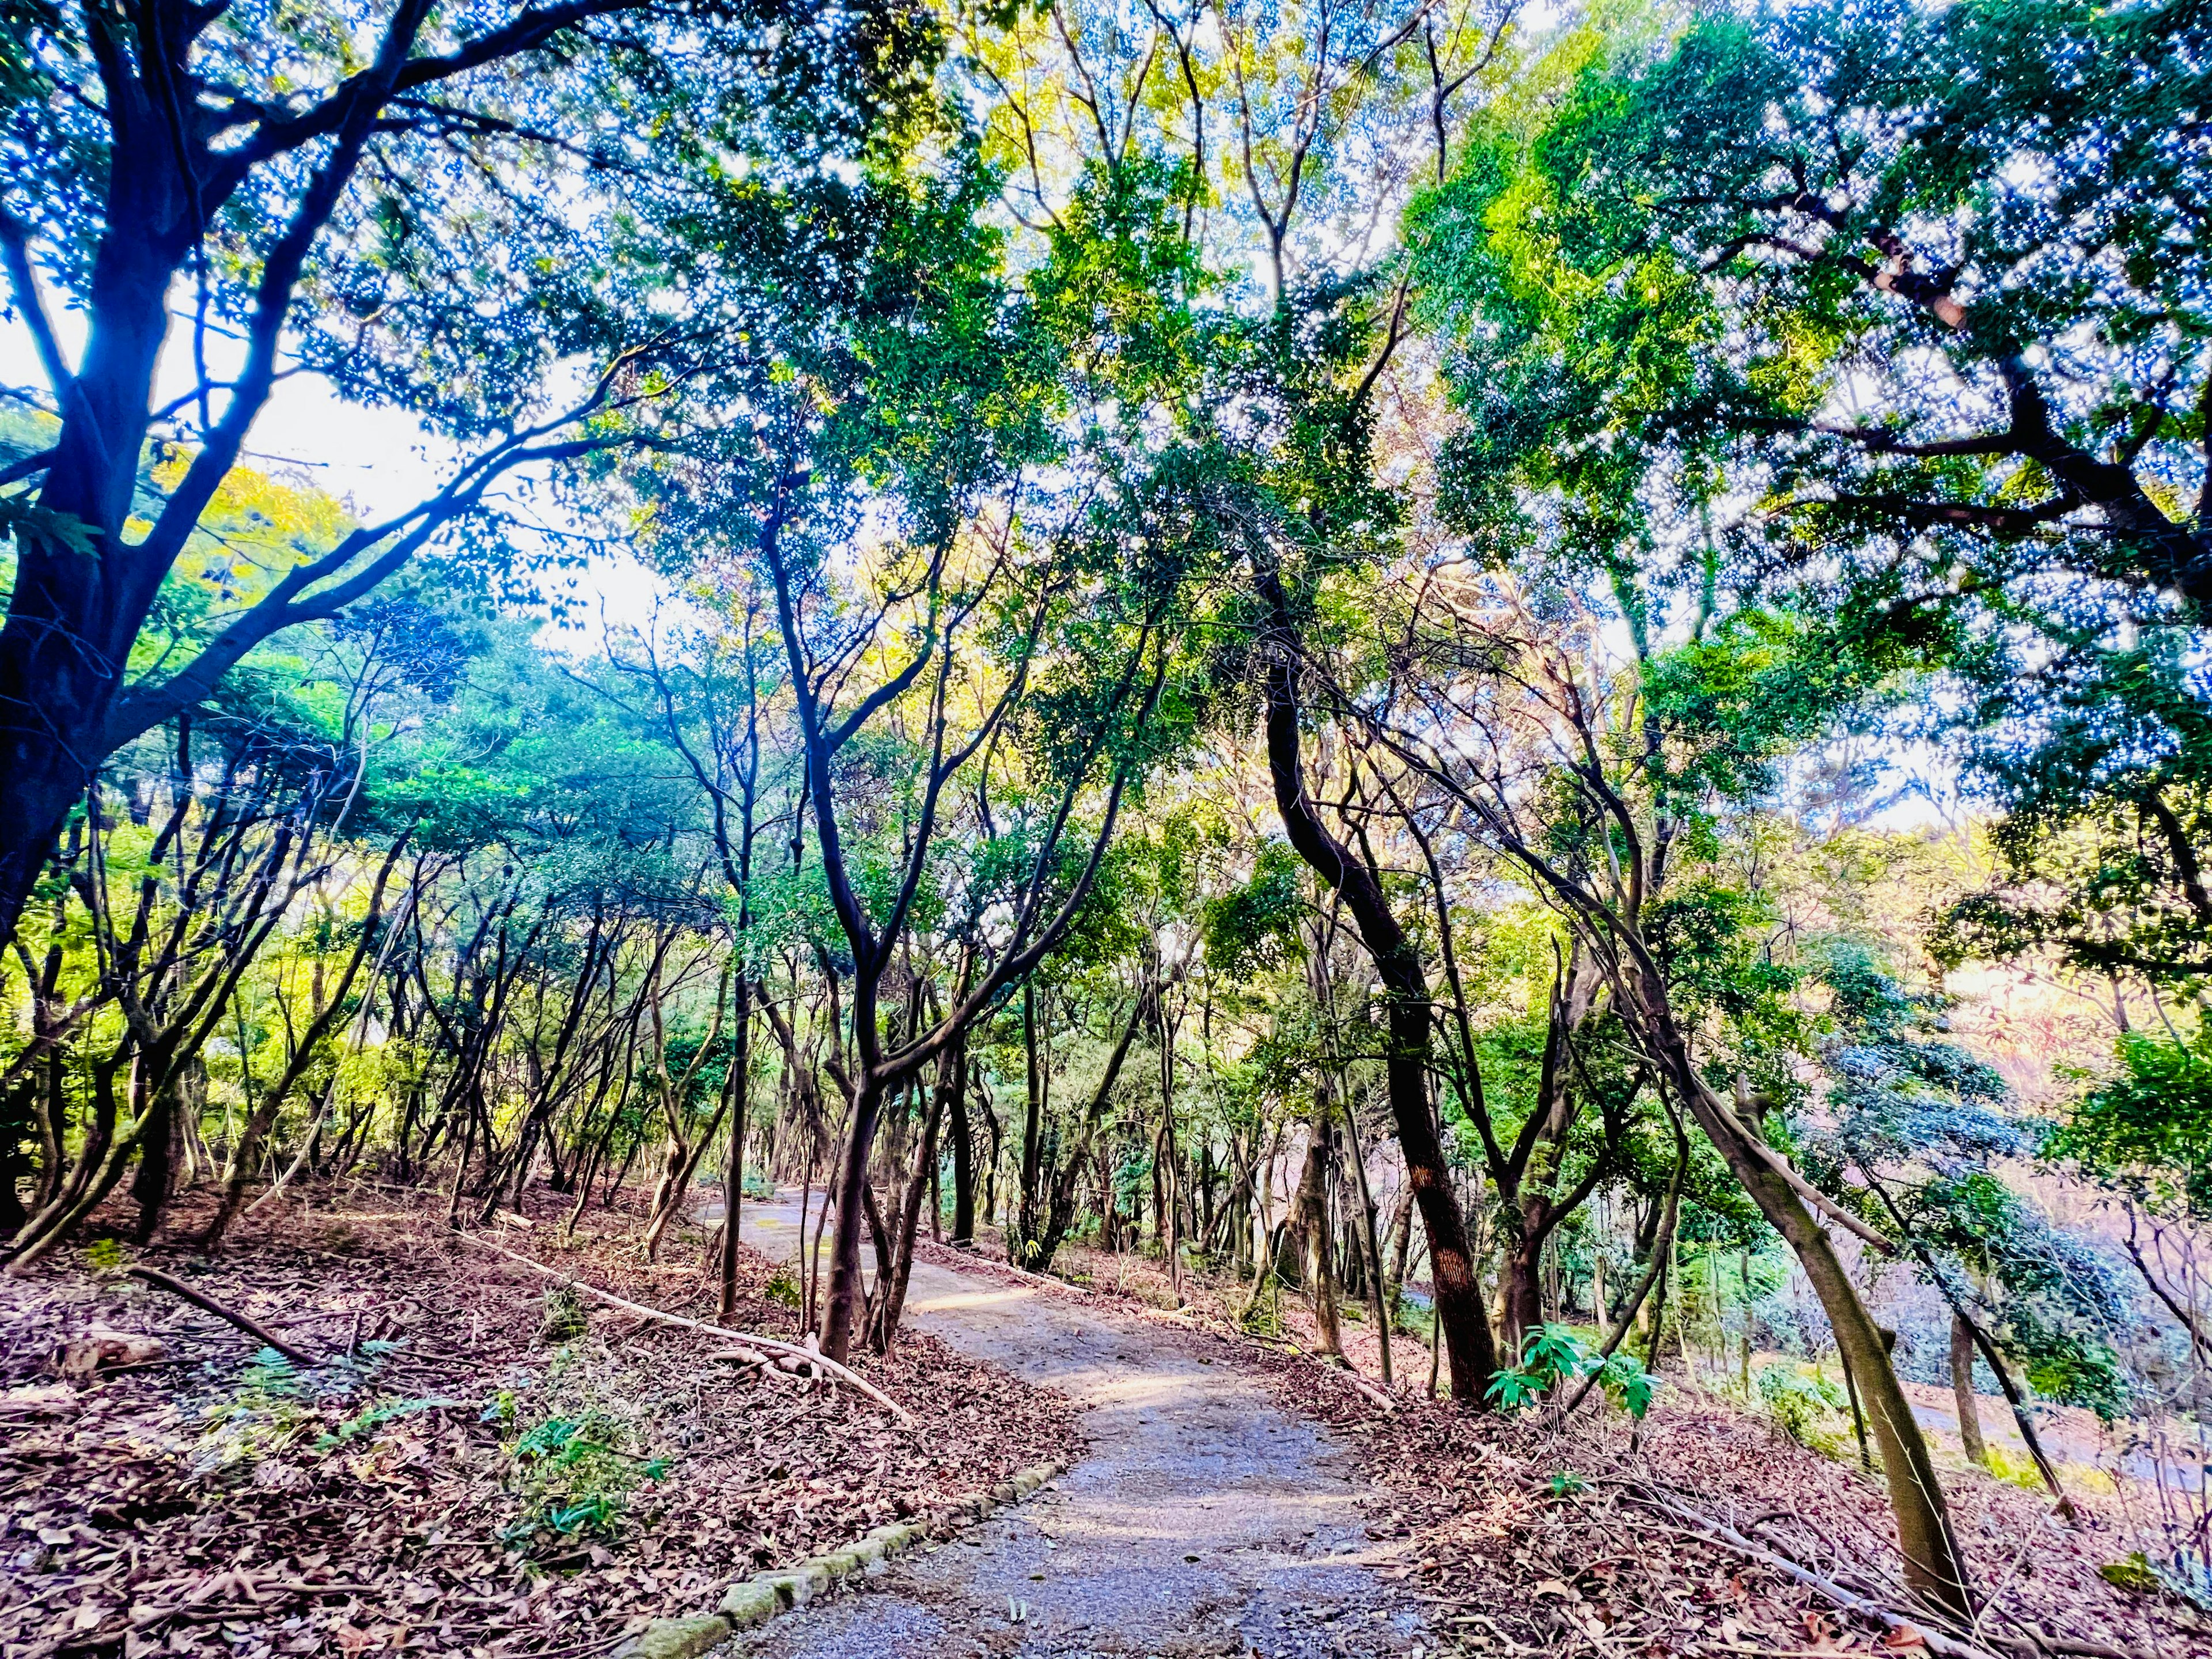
[2,0,2211,1654]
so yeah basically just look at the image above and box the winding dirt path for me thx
[725,1198,1433,1658]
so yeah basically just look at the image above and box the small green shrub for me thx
[1486,1325,1655,1419]
[539,1286,588,1344]
[1238,1283,1285,1340]
[1983,1444,2048,1493]
[85,1238,129,1274]
[1757,1362,1848,1452]
[502,1411,669,1544]
[2098,1552,2160,1594]
[740,1169,777,1200]
[763,1267,802,1309]
[191,1351,312,1480]
[317,1397,465,1452]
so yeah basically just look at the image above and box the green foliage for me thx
[1238,1283,1287,1342]
[1802,946,2130,1419]
[83,1238,128,1274]
[2097,1552,2163,1595]
[191,1351,314,1480]
[1486,1324,1654,1420]
[763,1268,802,1310]
[1757,1362,1847,1453]
[2051,1028,2212,1221]
[1412,0,2212,995]
[502,1412,667,1544]
[317,1398,467,1452]
[1201,844,1306,979]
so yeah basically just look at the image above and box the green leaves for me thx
[1484,1323,1656,1421]
[1200,844,1305,980]
[2051,1029,2212,1222]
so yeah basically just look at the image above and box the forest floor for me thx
[3,1190,2205,1659]
[826,1222,2207,1659]
[0,1185,1078,1659]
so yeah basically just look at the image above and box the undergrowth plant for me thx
[1487,1325,1656,1419]
[1758,1362,1849,1456]
[191,1350,314,1480]
[501,1411,671,1545]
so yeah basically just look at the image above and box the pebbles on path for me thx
[725,1200,1430,1659]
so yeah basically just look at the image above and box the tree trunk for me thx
[1503,1233,1544,1359]
[717,979,753,1320]
[820,1076,885,1363]
[1649,1003,1969,1618]
[1339,1092,1393,1386]
[1950,1310,1987,1465]
[1256,570,1498,1403]
[0,231,184,950]
[876,1063,950,1350]
[1293,1097,1343,1358]
[1016,979,1044,1264]
[948,1054,975,1244]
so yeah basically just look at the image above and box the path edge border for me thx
[618,1459,1067,1658]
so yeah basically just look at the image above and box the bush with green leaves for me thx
[1486,1324,1656,1420]
[501,1411,669,1545]
[1758,1362,1849,1453]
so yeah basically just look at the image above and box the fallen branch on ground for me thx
[127,1264,321,1368]
[1336,1365,1398,1412]
[1624,1483,1998,1659]
[454,1232,912,1422]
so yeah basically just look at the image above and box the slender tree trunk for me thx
[1646,1005,1970,1618]
[1016,980,1044,1265]
[1293,1096,1342,1358]
[948,1055,975,1244]
[717,980,753,1320]
[1339,1093,1393,1385]
[874,1060,948,1350]
[820,1077,884,1363]
[1950,1310,1987,1465]
[1256,571,1498,1403]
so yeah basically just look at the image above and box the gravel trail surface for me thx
[724,1200,1432,1659]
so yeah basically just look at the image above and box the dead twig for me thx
[126,1266,321,1368]
[1624,1483,2000,1659]
[453,1232,912,1422]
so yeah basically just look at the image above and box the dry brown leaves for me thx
[1252,1353,2212,1659]
[0,1186,1081,1659]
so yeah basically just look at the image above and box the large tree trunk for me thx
[1256,573,1498,1403]
[1502,1232,1544,1359]
[820,1075,885,1363]
[0,222,183,949]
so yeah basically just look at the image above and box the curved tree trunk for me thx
[1641,995,1970,1619]
[1256,567,1498,1403]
